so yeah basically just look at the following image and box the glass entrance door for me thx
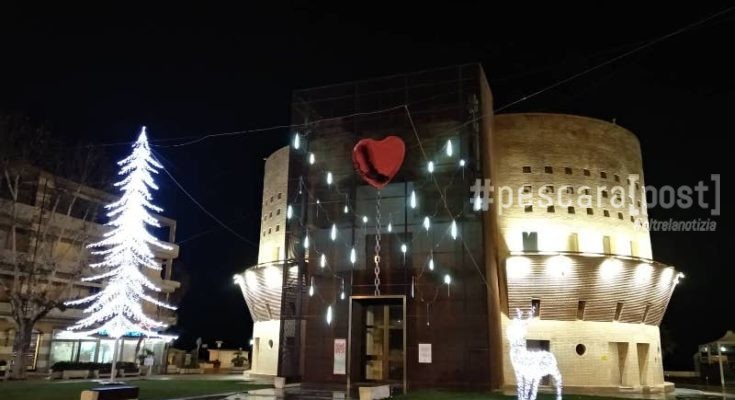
[363,302,403,382]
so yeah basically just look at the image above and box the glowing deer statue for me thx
[507,308,562,400]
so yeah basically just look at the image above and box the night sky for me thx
[1,3,732,369]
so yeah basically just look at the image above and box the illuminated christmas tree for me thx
[66,127,175,339]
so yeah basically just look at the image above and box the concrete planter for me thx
[274,377,286,388]
[61,369,90,379]
[178,368,203,374]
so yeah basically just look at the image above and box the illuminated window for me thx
[603,210,610,217]
[614,302,624,321]
[568,233,579,252]
[567,206,575,214]
[603,236,612,254]
[586,208,594,215]
[618,212,624,220]
[544,166,553,174]
[601,171,607,179]
[566,186,574,194]
[522,166,532,173]
[547,205,555,213]
[583,169,591,176]
[564,167,572,175]
[576,300,586,320]
[524,205,533,213]
[531,299,541,317]
[522,232,538,252]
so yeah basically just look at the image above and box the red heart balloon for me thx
[352,136,406,189]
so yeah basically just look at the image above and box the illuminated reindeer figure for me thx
[507,308,562,400]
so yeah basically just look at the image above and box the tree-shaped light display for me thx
[66,127,176,340]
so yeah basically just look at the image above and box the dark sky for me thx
[1,3,732,369]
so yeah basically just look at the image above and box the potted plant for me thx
[212,359,221,370]
[231,348,247,368]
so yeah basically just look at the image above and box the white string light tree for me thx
[65,127,176,382]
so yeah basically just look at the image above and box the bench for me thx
[80,385,139,400]
[358,385,390,400]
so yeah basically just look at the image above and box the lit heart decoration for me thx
[352,136,406,189]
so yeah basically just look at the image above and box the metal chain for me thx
[373,191,382,296]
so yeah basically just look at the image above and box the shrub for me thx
[51,361,139,372]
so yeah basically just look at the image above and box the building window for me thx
[270,196,274,203]
[642,304,651,323]
[522,166,532,173]
[576,300,586,320]
[276,225,280,232]
[614,302,624,321]
[630,216,635,223]
[531,299,541,317]
[547,205,555,213]
[583,188,590,195]
[268,228,272,234]
[635,182,640,190]
[637,200,641,209]
[544,166,553,174]
[568,206,575,214]
[603,235,612,254]
[617,212,624,220]
[602,190,609,198]
[566,186,574,194]
[278,192,282,199]
[545,185,554,194]
[576,344,587,356]
[614,174,620,182]
[586,208,594,215]
[262,231,266,237]
[522,232,538,252]
[600,171,607,179]
[603,210,610,217]
[568,233,579,252]
[269,211,273,218]
[524,205,533,213]
[276,209,281,215]
[583,169,591,176]
[564,167,572,175]
[523,185,532,194]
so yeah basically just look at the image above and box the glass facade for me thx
[47,331,168,369]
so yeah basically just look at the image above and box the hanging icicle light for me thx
[303,235,310,249]
[326,172,333,185]
[410,190,417,209]
[350,247,356,264]
[320,253,326,268]
[429,256,435,271]
[326,305,333,325]
[401,244,407,253]
[343,205,349,214]
[287,205,293,219]
[423,216,430,231]
[387,222,392,232]
[308,152,315,165]
[293,133,301,149]
[330,224,337,241]
[308,277,315,297]
[446,139,453,156]
[411,276,415,298]
[428,161,435,173]
[362,215,368,224]
[459,159,466,167]
[444,274,452,284]
[340,280,346,300]
[473,194,482,211]
[451,219,458,239]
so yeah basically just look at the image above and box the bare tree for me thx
[0,114,107,379]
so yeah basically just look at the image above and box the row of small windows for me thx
[263,208,282,221]
[262,224,281,237]
[522,166,641,189]
[524,205,634,221]
[523,185,642,208]
[264,192,283,205]
[531,299,651,323]
[522,231,639,256]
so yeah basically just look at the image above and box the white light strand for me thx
[387,222,392,232]
[308,152,315,165]
[330,224,337,241]
[326,172,333,185]
[451,219,458,239]
[423,216,431,231]
[65,127,175,340]
[428,161,435,173]
[410,190,417,209]
[459,159,466,167]
[293,133,300,149]
[320,253,326,268]
[304,235,310,249]
[309,276,315,297]
[326,305,333,325]
[446,139,453,156]
[350,247,356,264]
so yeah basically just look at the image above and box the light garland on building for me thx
[65,127,175,340]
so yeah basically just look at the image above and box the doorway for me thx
[348,296,406,392]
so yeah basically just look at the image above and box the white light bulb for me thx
[308,152,315,164]
[320,253,326,268]
[326,305,333,325]
[340,291,345,300]
[330,224,337,241]
[423,216,430,231]
[293,134,300,149]
[428,161,434,173]
[287,205,293,219]
[401,244,407,253]
[343,205,349,214]
[327,172,333,185]
[316,199,320,205]
[410,190,417,209]
[444,274,451,284]
[362,215,368,224]
[304,235,310,249]
[459,159,466,167]
[451,219,458,239]
[446,139,453,156]
[387,222,392,232]
[350,248,356,264]
[429,257,435,271]
[309,276,315,297]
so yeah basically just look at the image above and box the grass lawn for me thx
[398,390,631,400]
[0,379,267,400]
